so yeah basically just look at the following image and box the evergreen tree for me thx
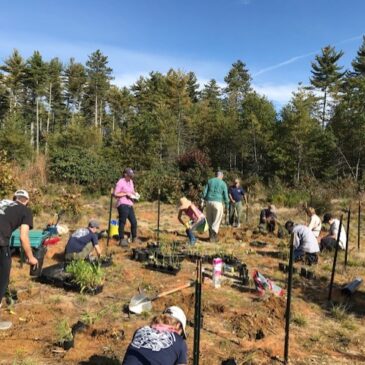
[24,51,47,153]
[64,58,87,115]
[186,71,200,103]
[310,45,345,127]
[352,36,365,76]
[83,50,113,127]
[0,49,26,112]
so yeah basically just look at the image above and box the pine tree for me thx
[310,45,345,127]
[352,36,365,76]
[24,51,47,153]
[0,49,26,112]
[83,50,113,127]
[186,71,200,103]
[64,58,87,115]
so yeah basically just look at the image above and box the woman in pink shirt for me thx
[114,168,141,245]
[178,197,206,245]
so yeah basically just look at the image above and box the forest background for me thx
[1,37,365,212]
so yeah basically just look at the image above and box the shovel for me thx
[129,281,194,314]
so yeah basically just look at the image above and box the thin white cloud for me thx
[253,34,364,77]
[253,83,298,105]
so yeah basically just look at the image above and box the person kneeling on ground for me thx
[259,204,277,233]
[122,306,188,365]
[320,213,347,251]
[285,221,320,265]
[178,197,206,245]
[64,220,102,262]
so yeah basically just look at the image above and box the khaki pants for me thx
[206,201,224,234]
[65,242,93,262]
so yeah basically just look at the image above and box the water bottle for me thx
[212,258,223,288]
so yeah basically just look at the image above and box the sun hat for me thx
[269,204,277,214]
[14,190,29,200]
[164,306,187,338]
[179,197,191,210]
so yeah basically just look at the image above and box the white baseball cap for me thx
[14,190,29,200]
[164,306,187,338]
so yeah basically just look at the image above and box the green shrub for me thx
[66,260,105,292]
[136,168,182,203]
[0,150,16,197]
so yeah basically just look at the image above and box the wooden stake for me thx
[157,188,161,244]
[106,187,114,248]
[358,200,361,251]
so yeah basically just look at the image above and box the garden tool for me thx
[129,281,194,314]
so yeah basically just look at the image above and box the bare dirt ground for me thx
[2,199,365,365]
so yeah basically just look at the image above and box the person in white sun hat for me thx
[122,306,188,365]
[0,190,38,330]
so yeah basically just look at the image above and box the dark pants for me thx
[0,246,11,304]
[294,248,318,265]
[118,204,137,240]
[320,237,337,251]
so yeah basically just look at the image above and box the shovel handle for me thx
[153,281,193,301]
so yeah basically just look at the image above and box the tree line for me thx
[0,37,365,196]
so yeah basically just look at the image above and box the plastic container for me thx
[29,245,47,277]
[212,258,223,288]
[109,220,119,238]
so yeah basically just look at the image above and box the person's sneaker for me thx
[132,237,142,244]
[119,239,129,247]
[0,321,12,330]
[236,224,241,228]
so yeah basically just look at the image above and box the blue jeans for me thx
[117,204,137,240]
[186,218,206,244]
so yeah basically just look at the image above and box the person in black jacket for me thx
[0,190,38,330]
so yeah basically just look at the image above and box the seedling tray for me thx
[38,263,104,295]
[144,263,181,275]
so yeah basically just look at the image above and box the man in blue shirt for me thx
[65,220,102,262]
[228,178,247,228]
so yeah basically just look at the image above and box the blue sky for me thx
[0,0,364,106]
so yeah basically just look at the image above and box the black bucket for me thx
[29,246,47,277]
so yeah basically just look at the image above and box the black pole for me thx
[193,258,202,365]
[157,188,161,244]
[345,208,351,268]
[284,234,294,364]
[358,200,361,251]
[106,188,114,248]
[328,214,343,302]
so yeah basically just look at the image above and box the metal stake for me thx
[284,234,294,364]
[157,188,161,244]
[106,187,114,248]
[345,207,351,268]
[193,258,202,365]
[358,200,361,251]
[328,214,343,302]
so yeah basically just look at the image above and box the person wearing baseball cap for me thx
[122,305,188,365]
[0,189,38,330]
[64,219,102,262]
[114,167,142,246]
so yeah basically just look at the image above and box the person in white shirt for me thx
[320,213,347,251]
[306,207,322,238]
[285,221,320,264]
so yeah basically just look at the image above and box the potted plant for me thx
[65,260,105,294]
[56,319,74,350]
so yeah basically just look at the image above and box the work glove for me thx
[184,222,190,229]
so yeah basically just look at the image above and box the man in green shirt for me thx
[202,171,229,242]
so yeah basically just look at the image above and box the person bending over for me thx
[285,221,320,265]
[65,220,101,262]
[122,306,188,365]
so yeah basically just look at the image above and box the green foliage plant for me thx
[56,319,73,342]
[66,260,105,292]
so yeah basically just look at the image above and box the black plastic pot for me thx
[29,246,47,277]
[62,338,74,350]
[144,263,180,275]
